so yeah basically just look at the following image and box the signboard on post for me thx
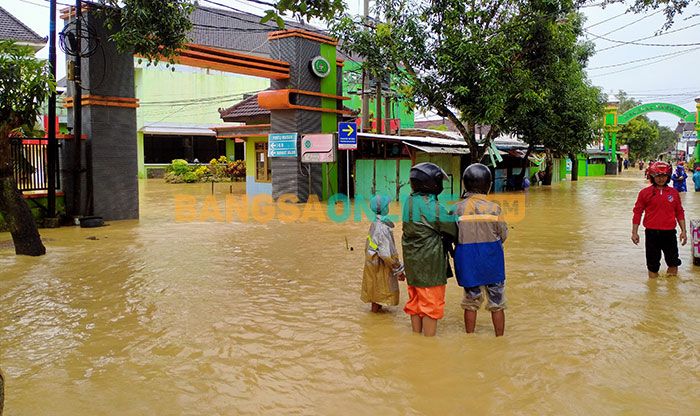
[301,134,336,163]
[338,122,357,150]
[268,133,298,157]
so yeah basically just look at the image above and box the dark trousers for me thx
[645,229,681,273]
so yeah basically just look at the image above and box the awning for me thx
[141,127,216,136]
[403,141,470,154]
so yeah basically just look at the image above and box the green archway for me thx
[602,100,700,164]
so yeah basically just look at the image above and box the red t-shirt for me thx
[632,185,685,230]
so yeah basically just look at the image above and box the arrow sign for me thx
[338,122,357,150]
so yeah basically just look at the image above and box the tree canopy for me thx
[332,0,603,160]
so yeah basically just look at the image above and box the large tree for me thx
[332,0,599,160]
[500,7,604,181]
[0,42,54,256]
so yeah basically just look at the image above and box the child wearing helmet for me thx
[361,195,405,313]
[453,163,508,336]
[401,162,457,337]
[671,161,688,192]
[693,166,700,192]
[632,161,688,278]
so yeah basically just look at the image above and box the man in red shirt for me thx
[632,161,688,278]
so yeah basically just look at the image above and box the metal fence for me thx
[10,138,60,191]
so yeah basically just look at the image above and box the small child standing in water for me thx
[402,163,457,337]
[454,164,508,336]
[361,195,405,312]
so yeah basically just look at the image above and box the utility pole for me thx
[47,0,57,218]
[384,84,391,134]
[375,77,382,133]
[72,0,83,218]
[361,0,370,132]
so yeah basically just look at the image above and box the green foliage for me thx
[166,159,191,175]
[182,172,199,183]
[98,0,195,65]
[225,160,246,178]
[331,0,601,159]
[618,117,659,161]
[164,157,243,183]
[0,41,55,133]
[613,0,697,29]
[266,0,345,26]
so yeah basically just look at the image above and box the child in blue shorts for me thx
[454,164,508,336]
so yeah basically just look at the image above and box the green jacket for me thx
[401,193,458,287]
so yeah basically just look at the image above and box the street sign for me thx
[268,133,298,157]
[338,122,357,150]
[301,134,336,163]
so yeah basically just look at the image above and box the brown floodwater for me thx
[1,171,698,415]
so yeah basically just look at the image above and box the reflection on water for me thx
[1,173,698,415]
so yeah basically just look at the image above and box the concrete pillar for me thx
[62,9,139,220]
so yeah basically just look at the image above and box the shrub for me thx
[183,172,198,183]
[167,159,191,175]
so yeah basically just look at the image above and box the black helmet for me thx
[409,162,447,195]
[462,163,492,194]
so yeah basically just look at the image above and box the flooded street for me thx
[1,172,698,415]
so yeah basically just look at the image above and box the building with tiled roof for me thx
[0,6,47,51]
[218,91,271,123]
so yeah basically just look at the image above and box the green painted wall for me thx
[577,154,587,177]
[225,139,235,160]
[134,62,270,128]
[341,61,414,129]
[587,163,606,176]
[559,158,567,180]
[415,153,461,198]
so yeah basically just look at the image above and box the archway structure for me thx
[603,100,700,163]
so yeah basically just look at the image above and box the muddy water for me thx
[1,173,698,415]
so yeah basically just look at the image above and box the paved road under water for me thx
[1,171,698,415]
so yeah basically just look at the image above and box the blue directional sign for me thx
[338,122,357,150]
[268,133,298,157]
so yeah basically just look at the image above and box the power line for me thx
[585,11,628,29]
[587,46,700,70]
[599,9,663,36]
[591,47,700,77]
[588,21,700,51]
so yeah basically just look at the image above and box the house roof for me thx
[219,91,360,122]
[219,92,270,122]
[675,118,695,133]
[0,6,47,49]
[189,5,356,61]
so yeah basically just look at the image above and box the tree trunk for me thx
[569,153,579,181]
[0,135,46,256]
[0,367,4,416]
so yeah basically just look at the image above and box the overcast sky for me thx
[4,0,699,128]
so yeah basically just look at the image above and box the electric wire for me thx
[587,21,700,51]
[587,46,700,70]
[599,9,663,36]
[585,10,628,29]
[591,46,700,77]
